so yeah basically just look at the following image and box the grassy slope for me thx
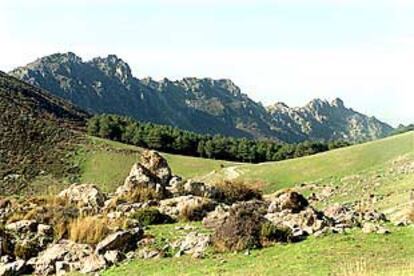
[104,226,414,276]
[76,137,238,192]
[99,132,414,275]
[235,131,414,193]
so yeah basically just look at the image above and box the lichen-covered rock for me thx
[59,184,106,210]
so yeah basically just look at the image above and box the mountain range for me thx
[9,52,394,143]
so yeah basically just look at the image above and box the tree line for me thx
[87,114,351,163]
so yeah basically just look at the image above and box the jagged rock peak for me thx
[331,97,345,108]
[267,102,290,112]
[40,52,83,65]
[178,77,242,96]
[89,54,133,83]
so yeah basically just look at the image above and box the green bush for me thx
[130,208,173,226]
[260,222,293,243]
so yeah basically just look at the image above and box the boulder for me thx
[166,176,184,195]
[59,184,106,210]
[5,220,37,233]
[79,254,107,274]
[116,163,165,197]
[140,150,172,185]
[95,228,143,255]
[29,240,93,275]
[267,191,309,214]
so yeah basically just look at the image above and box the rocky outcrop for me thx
[267,98,393,142]
[116,150,173,198]
[159,196,216,220]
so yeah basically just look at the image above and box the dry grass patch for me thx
[69,216,111,245]
[212,180,262,204]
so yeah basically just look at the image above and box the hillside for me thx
[10,52,393,142]
[230,130,414,191]
[0,71,88,195]
[101,131,414,275]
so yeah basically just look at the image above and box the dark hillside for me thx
[0,72,88,195]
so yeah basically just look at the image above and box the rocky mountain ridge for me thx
[10,52,393,142]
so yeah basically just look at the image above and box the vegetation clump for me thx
[68,216,111,245]
[213,180,262,204]
[213,204,265,252]
[179,199,216,222]
[260,222,293,244]
[130,208,174,226]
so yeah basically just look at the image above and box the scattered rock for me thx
[59,183,106,210]
[5,220,37,233]
[103,250,125,265]
[0,260,30,276]
[95,228,143,255]
[172,232,211,258]
[267,190,309,213]
[80,254,107,274]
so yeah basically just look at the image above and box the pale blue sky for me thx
[1,0,413,126]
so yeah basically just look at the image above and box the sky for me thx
[0,0,413,126]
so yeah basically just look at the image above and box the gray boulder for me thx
[95,228,143,255]
[59,184,106,210]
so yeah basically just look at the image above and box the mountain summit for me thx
[10,52,393,142]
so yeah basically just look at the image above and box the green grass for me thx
[91,132,414,275]
[235,131,414,193]
[76,136,237,192]
[104,226,414,276]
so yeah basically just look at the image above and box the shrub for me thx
[68,216,111,245]
[179,200,216,222]
[260,222,293,244]
[213,180,262,204]
[130,208,174,226]
[212,204,264,252]
[119,187,163,204]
